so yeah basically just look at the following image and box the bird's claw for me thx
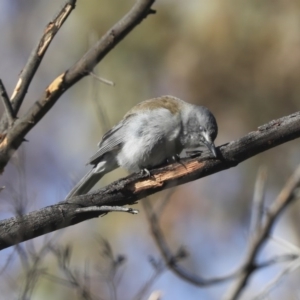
[166,154,181,164]
[186,150,203,158]
[141,168,151,177]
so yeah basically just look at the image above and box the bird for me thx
[65,95,218,199]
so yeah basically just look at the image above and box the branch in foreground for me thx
[141,166,299,292]
[0,0,156,171]
[75,205,138,214]
[0,111,299,250]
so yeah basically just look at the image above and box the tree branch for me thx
[249,166,267,237]
[143,197,298,288]
[142,198,238,285]
[0,111,299,250]
[224,164,300,300]
[0,0,76,132]
[0,0,156,172]
[0,79,15,126]
[142,164,300,292]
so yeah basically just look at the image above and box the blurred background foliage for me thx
[0,0,300,299]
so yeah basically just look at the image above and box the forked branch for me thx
[0,0,156,171]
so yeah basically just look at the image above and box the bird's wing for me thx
[88,116,132,165]
[88,96,183,166]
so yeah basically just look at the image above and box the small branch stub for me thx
[75,205,138,214]
[89,72,115,86]
[0,80,15,126]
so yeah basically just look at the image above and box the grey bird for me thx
[65,96,218,199]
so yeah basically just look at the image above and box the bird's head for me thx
[180,105,218,157]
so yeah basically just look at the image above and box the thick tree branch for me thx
[0,0,156,171]
[0,111,299,250]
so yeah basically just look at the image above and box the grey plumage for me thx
[65,96,218,200]
[66,169,101,197]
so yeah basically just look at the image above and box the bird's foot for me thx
[185,150,203,158]
[141,168,151,177]
[166,154,181,164]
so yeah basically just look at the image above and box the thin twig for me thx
[19,238,55,300]
[89,72,115,86]
[225,165,300,300]
[249,166,267,237]
[0,80,15,126]
[254,254,298,270]
[87,32,112,133]
[143,198,239,285]
[133,258,165,300]
[49,245,95,300]
[143,179,300,291]
[253,258,300,300]
[96,238,126,300]
[75,206,138,214]
[270,235,300,254]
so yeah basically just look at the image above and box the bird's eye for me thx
[199,126,204,131]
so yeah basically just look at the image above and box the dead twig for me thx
[89,72,115,86]
[0,80,15,126]
[5,0,76,129]
[75,205,138,214]
[143,198,238,285]
[0,0,156,173]
[225,165,300,300]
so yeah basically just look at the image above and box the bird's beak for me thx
[202,135,217,158]
[206,142,217,158]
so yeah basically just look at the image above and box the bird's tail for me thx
[65,170,103,200]
[65,160,117,200]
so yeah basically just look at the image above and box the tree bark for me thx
[0,111,299,250]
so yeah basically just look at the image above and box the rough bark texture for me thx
[0,111,299,250]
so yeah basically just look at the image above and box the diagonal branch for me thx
[0,0,156,172]
[0,79,15,126]
[224,165,300,300]
[0,0,76,133]
[0,110,299,250]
